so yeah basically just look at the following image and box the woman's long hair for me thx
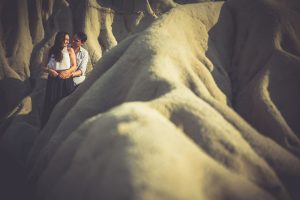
[49,31,69,62]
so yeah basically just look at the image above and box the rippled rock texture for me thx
[0,0,300,199]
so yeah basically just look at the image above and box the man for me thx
[70,32,89,86]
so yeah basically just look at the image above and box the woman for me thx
[41,31,77,128]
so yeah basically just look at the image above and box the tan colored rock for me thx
[0,0,300,199]
[0,0,176,119]
[26,1,300,199]
[36,104,275,200]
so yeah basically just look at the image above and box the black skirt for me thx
[41,76,74,128]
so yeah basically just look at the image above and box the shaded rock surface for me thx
[0,0,300,199]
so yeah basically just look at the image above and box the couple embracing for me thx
[41,31,90,128]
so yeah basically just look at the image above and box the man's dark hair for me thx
[75,32,87,43]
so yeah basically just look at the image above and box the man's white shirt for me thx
[74,46,89,86]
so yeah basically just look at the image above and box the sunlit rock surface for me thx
[0,0,300,199]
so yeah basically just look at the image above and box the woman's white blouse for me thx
[47,47,70,70]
